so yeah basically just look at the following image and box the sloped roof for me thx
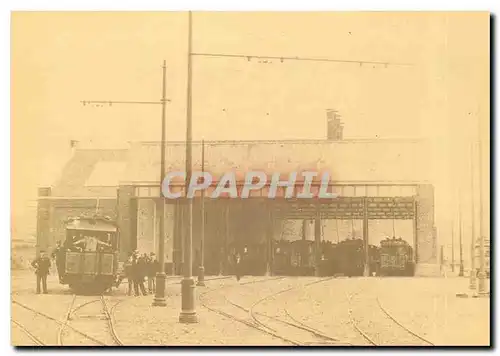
[122,139,432,184]
[85,161,128,187]
[49,138,432,197]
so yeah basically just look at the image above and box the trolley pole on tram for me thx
[179,10,199,323]
[197,139,206,287]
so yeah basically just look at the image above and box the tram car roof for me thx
[380,237,409,247]
[65,215,117,232]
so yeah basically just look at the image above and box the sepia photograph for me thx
[10,10,490,347]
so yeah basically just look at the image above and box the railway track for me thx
[200,276,349,346]
[57,294,124,346]
[12,293,124,346]
[346,289,435,346]
[248,277,353,346]
[11,319,45,346]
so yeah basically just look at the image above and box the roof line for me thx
[133,138,429,146]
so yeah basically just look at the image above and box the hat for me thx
[150,252,155,256]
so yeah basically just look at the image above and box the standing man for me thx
[123,253,134,296]
[132,252,147,296]
[234,251,242,282]
[31,251,51,294]
[148,252,159,293]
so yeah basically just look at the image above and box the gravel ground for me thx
[376,277,490,346]
[12,271,490,347]
[112,276,300,346]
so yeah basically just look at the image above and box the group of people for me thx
[122,251,159,297]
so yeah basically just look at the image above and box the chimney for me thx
[326,109,344,141]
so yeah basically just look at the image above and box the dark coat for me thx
[132,257,147,280]
[32,256,51,276]
[148,260,159,277]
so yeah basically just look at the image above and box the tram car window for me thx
[58,215,120,294]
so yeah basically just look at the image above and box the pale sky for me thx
[11,12,490,255]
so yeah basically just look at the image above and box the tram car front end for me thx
[58,215,120,294]
[379,237,415,276]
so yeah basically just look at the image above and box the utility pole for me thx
[197,139,206,287]
[451,219,455,273]
[81,61,170,307]
[152,61,168,307]
[477,138,488,296]
[179,10,198,324]
[469,141,477,291]
[458,191,464,277]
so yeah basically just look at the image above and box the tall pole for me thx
[197,139,206,286]
[477,138,488,296]
[152,60,168,307]
[451,220,455,272]
[458,191,464,277]
[469,142,477,291]
[179,10,198,323]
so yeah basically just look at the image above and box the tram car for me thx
[334,238,365,277]
[228,241,268,276]
[58,214,121,293]
[317,241,336,276]
[379,237,415,276]
[290,240,315,276]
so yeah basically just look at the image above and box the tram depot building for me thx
[36,135,439,277]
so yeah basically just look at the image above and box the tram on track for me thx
[58,214,121,294]
[379,237,415,276]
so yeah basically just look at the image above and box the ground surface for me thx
[11,270,490,347]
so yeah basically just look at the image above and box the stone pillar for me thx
[117,185,137,261]
[415,184,439,276]
[36,187,52,257]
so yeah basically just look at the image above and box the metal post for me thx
[477,139,488,296]
[179,10,198,323]
[458,195,464,277]
[152,60,168,307]
[363,197,370,277]
[451,220,455,273]
[197,140,206,286]
[413,198,418,264]
[153,200,157,255]
[469,142,477,291]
